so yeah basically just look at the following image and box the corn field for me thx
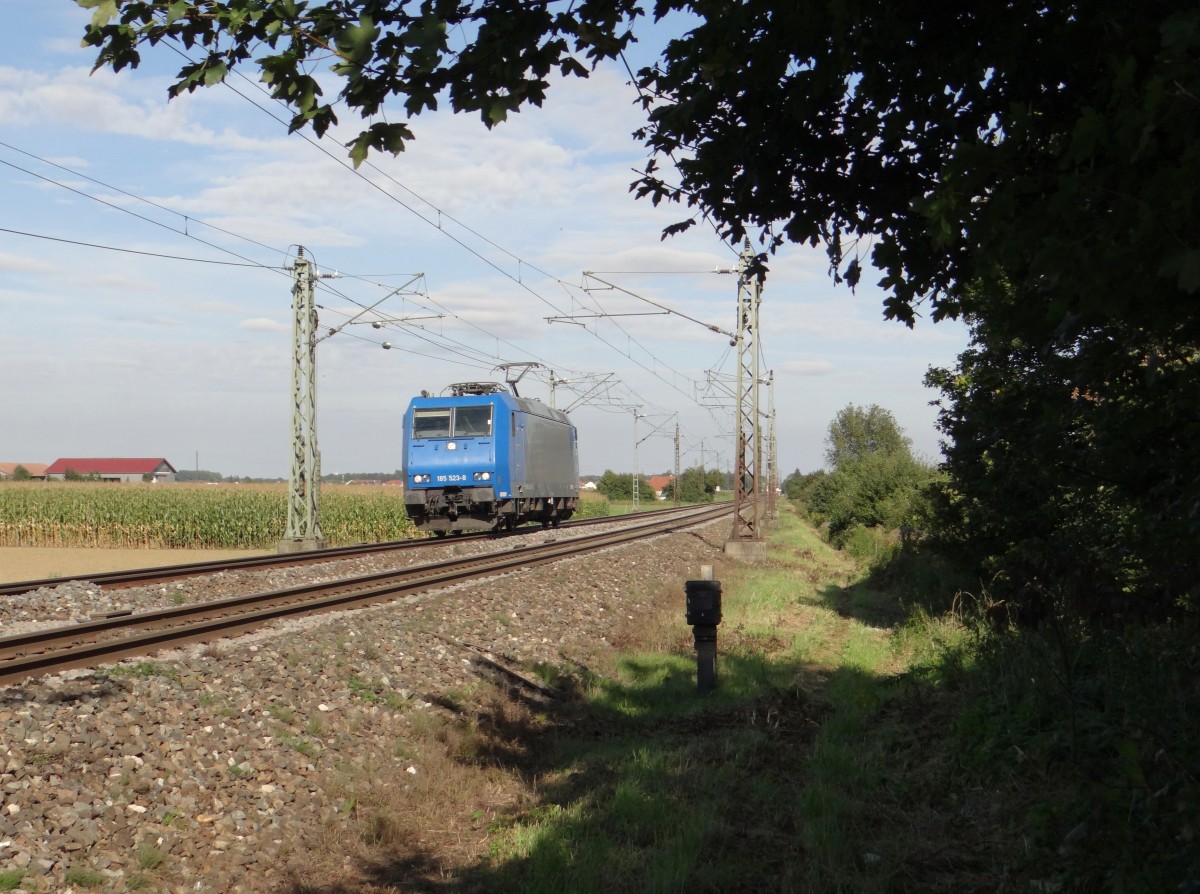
[0,483,418,549]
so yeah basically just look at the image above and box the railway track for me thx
[0,503,702,597]
[0,503,729,685]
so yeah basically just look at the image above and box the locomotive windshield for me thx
[411,405,493,439]
[453,405,492,437]
[412,408,451,439]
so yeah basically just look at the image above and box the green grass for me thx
[136,843,165,871]
[279,732,319,759]
[296,500,1198,893]
[64,866,106,888]
[466,504,921,893]
[0,870,25,891]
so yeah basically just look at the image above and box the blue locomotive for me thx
[401,382,580,534]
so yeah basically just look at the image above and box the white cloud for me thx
[238,318,289,333]
[782,360,835,376]
[0,252,55,274]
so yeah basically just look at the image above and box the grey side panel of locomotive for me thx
[522,415,578,496]
[512,400,578,498]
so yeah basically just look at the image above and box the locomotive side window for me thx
[453,405,492,437]
[413,408,451,439]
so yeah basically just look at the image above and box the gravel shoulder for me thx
[0,517,729,893]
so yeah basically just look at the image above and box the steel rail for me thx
[0,504,729,685]
[0,504,701,597]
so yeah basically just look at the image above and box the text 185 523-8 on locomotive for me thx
[401,382,580,535]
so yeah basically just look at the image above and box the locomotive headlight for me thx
[473,471,492,481]
[412,474,431,484]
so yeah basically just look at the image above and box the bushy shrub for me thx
[575,495,610,519]
[833,523,897,565]
[809,451,938,541]
[782,469,826,511]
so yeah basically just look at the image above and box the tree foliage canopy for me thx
[823,404,911,471]
[80,0,1200,327]
[926,281,1200,619]
[807,404,933,542]
[594,469,654,502]
[676,465,722,502]
[78,0,644,166]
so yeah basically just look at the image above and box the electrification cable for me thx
[0,155,286,275]
[194,46,714,407]
[0,225,282,267]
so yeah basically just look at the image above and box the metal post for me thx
[767,369,777,518]
[674,421,681,506]
[280,248,326,553]
[632,408,641,511]
[726,240,767,561]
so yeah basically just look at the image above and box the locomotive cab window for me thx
[412,408,451,439]
[453,405,492,438]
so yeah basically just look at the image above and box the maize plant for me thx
[0,483,418,549]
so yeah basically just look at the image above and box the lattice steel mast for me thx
[281,248,326,551]
[767,369,778,518]
[729,241,764,546]
[674,421,681,506]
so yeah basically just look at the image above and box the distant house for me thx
[580,481,598,491]
[0,462,49,480]
[647,474,674,499]
[44,458,178,484]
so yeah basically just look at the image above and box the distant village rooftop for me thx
[42,458,177,484]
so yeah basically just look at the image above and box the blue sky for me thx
[0,3,968,479]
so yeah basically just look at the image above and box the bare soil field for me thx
[0,546,271,583]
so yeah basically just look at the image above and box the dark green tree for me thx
[10,465,32,481]
[78,0,644,166]
[783,469,826,510]
[926,281,1200,619]
[677,465,715,503]
[595,469,631,501]
[809,451,934,542]
[823,404,911,471]
[177,469,226,482]
[807,404,933,541]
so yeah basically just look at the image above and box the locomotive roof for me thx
[406,391,572,426]
[448,381,507,396]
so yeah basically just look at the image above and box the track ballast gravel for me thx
[0,515,729,893]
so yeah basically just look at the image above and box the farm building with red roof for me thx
[44,458,177,484]
[0,463,49,480]
[647,474,674,499]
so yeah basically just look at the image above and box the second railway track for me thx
[0,503,707,597]
[0,503,729,685]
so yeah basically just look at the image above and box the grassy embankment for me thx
[285,500,1197,893]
